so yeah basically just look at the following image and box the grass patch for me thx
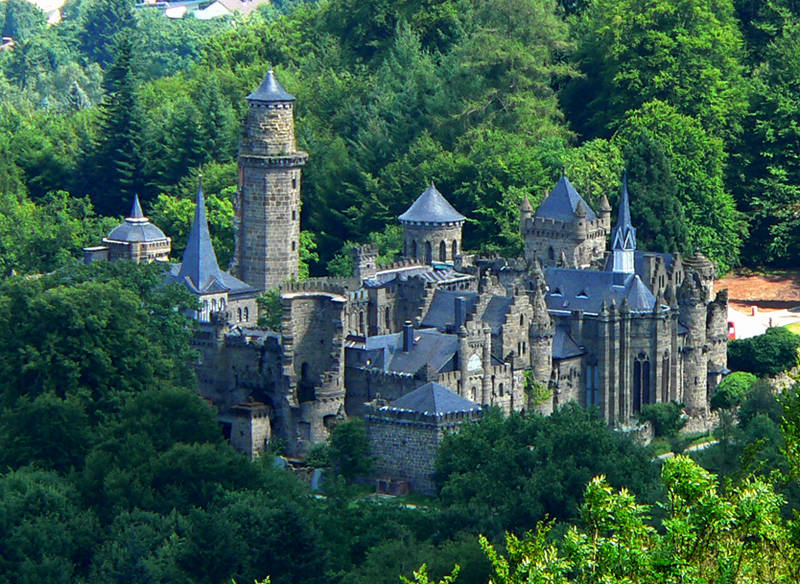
[785,321,800,335]
[649,437,672,456]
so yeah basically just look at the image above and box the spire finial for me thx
[561,164,566,177]
[129,193,145,220]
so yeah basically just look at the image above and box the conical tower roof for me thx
[611,171,636,251]
[247,69,295,103]
[399,181,465,224]
[177,181,227,294]
[535,173,598,221]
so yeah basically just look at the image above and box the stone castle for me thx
[87,70,728,492]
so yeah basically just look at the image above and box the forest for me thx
[3,0,800,582]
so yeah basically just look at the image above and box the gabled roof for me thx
[421,290,479,330]
[535,173,598,222]
[611,171,636,251]
[389,382,481,414]
[399,182,466,224]
[365,328,459,375]
[247,69,295,103]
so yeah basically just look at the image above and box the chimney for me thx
[454,296,467,330]
[403,320,414,352]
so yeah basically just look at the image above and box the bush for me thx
[710,371,757,410]
[329,418,371,481]
[728,327,800,376]
[639,401,685,437]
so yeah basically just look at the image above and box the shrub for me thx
[728,327,800,376]
[710,371,757,410]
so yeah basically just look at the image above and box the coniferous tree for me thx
[90,35,145,216]
[621,133,689,255]
[80,0,136,67]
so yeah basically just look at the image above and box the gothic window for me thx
[211,298,217,311]
[425,241,432,263]
[359,310,365,334]
[411,240,418,259]
[633,353,650,413]
[452,240,458,258]
[238,307,243,321]
[662,351,670,402]
[244,306,249,321]
[439,240,447,261]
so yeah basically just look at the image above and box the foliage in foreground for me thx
[728,327,800,377]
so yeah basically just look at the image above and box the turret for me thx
[399,181,465,264]
[598,193,612,233]
[678,271,709,416]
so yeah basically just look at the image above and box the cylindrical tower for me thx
[234,69,308,291]
[678,271,709,416]
[399,182,465,264]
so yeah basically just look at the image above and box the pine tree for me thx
[91,35,145,216]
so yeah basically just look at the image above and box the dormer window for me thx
[577,290,589,298]
[551,287,562,296]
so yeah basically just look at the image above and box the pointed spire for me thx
[599,193,611,212]
[520,194,533,214]
[129,194,145,220]
[247,69,295,104]
[177,177,226,293]
[611,170,636,252]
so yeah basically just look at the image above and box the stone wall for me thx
[402,222,463,264]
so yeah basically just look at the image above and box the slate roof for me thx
[611,172,636,251]
[170,183,256,297]
[364,328,459,375]
[399,182,466,224]
[535,174,598,222]
[544,268,657,313]
[247,69,295,103]
[481,295,514,333]
[602,250,677,277]
[553,327,584,359]
[106,195,169,243]
[388,382,481,414]
[421,290,479,330]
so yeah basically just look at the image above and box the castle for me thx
[87,70,728,490]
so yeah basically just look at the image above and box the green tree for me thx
[329,418,371,482]
[711,371,758,410]
[728,327,800,376]
[1,0,46,43]
[79,0,136,66]
[89,34,145,216]
[566,0,747,140]
[435,405,658,535]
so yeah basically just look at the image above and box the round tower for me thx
[234,69,308,291]
[399,182,465,264]
[678,272,709,416]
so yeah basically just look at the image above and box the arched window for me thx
[520,314,525,326]
[359,310,365,334]
[238,307,243,322]
[452,240,458,258]
[384,306,391,330]
[411,240,418,259]
[661,351,670,402]
[439,240,447,261]
[211,298,217,311]
[633,353,650,413]
[425,241,432,263]
[548,246,555,260]
[244,306,249,321]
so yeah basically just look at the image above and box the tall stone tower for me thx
[233,69,308,291]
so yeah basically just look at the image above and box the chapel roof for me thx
[611,171,636,251]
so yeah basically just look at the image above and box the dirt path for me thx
[716,270,800,312]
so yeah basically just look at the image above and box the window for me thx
[292,210,297,221]
[633,354,650,413]
[411,241,417,259]
[452,240,458,258]
[520,314,524,326]
[292,240,296,251]
[238,307,243,321]
[292,177,297,189]
[662,352,670,402]
[425,241,432,263]
[586,364,599,406]
[548,246,555,260]
[359,310,365,334]
[385,306,391,330]
[244,306,249,321]
[439,240,447,261]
